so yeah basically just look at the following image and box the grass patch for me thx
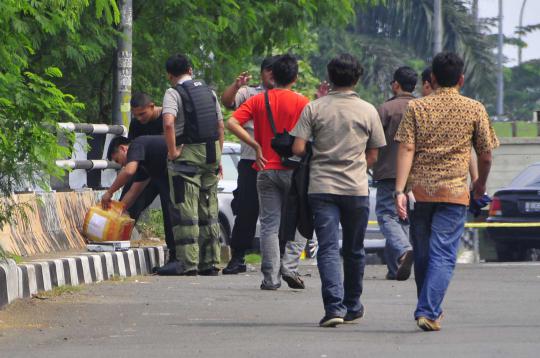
[516,122,538,137]
[245,253,261,264]
[6,253,23,264]
[33,285,82,299]
[137,209,165,239]
[0,249,23,264]
[493,122,538,137]
[493,122,511,137]
[107,275,148,283]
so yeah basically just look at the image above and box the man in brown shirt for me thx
[395,52,498,331]
[373,67,417,281]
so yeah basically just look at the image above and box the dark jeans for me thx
[121,178,158,220]
[230,159,259,254]
[409,202,467,320]
[121,176,175,258]
[375,179,411,277]
[309,194,369,317]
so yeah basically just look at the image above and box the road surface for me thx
[1,262,539,358]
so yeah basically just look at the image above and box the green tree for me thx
[505,60,540,120]
[0,0,118,258]
[310,0,496,108]
[130,0,364,104]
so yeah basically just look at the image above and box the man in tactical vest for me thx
[159,53,225,276]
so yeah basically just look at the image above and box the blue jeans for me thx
[375,179,411,277]
[309,194,369,317]
[409,202,467,320]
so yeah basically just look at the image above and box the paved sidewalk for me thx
[1,263,540,358]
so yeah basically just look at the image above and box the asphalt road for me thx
[1,262,540,358]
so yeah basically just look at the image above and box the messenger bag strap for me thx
[264,91,278,135]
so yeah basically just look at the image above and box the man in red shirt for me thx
[227,54,309,290]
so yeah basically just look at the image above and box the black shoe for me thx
[319,315,344,328]
[396,250,414,281]
[344,308,365,324]
[260,281,281,290]
[156,261,197,276]
[198,266,220,276]
[181,269,198,276]
[222,259,247,275]
[282,272,305,289]
[385,272,396,280]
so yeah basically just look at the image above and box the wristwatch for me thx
[392,190,405,199]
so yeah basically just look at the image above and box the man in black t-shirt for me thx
[121,93,165,222]
[102,136,175,262]
[128,92,164,139]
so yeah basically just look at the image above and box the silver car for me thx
[217,142,385,257]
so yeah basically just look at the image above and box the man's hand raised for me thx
[235,71,252,89]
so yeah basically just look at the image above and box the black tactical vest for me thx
[174,79,219,144]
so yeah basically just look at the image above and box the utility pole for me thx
[472,0,479,25]
[433,0,443,55]
[518,0,527,65]
[112,0,133,127]
[497,0,504,118]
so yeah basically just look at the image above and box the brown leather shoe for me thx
[417,316,442,331]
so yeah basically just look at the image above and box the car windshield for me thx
[221,153,238,181]
[509,165,540,188]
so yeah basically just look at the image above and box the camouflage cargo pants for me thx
[168,141,221,272]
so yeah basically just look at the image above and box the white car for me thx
[217,142,243,246]
[217,142,385,258]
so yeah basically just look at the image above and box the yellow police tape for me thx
[367,221,540,228]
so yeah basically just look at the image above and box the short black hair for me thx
[107,136,131,161]
[165,54,191,77]
[271,54,298,87]
[130,92,153,108]
[393,66,418,93]
[261,55,280,72]
[327,53,364,87]
[421,66,432,84]
[432,52,464,87]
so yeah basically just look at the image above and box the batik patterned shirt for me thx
[395,87,499,205]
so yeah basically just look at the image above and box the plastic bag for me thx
[82,201,135,242]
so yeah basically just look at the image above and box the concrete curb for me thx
[0,246,165,309]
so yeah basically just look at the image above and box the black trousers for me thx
[121,176,175,258]
[230,159,259,253]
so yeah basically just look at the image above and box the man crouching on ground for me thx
[292,53,386,327]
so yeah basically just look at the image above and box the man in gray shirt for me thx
[292,54,386,327]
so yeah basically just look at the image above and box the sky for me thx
[478,0,540,66]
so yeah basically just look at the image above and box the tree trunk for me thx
[433,0,443,55]
[518,0,527,65]
[497,0,504,118]
[112,0,132,127]
[472,0,479,25]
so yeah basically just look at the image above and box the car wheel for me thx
[218,219,230,247]
[521,248,540,262]
[495,242,519,262]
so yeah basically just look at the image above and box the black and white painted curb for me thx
[0,246,165,309]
